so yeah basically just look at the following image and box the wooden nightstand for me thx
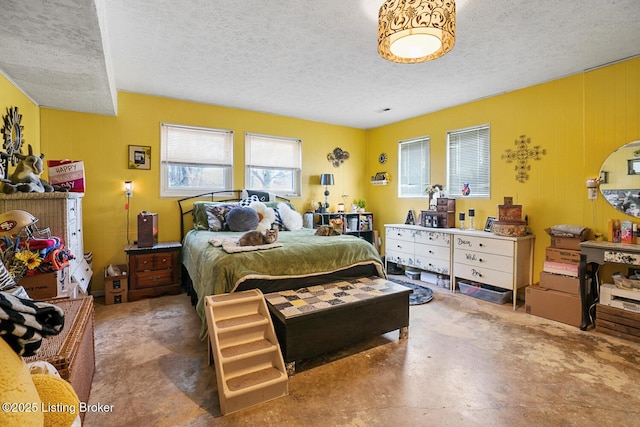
[124,242,182,301]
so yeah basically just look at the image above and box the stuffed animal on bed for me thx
[238,228,279,246]
[315,218,343,236]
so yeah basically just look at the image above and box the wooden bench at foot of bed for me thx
[264,276,410,375]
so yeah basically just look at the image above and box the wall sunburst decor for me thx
[2,106,24,166]
[502,135,546,183]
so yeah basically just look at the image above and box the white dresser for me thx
[0,192,93,292]
[385,224,535,309]
[385,225,452,275]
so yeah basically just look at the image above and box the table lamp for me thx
[320,173,334,210]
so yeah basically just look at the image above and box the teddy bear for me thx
[0,337,80,426]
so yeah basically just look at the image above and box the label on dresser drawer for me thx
[454,263,512,289]
[453,250,513,274]
[453,235,513,256]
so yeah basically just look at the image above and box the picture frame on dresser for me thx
[484,217,496,232]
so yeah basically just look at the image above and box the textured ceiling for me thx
[1,0,640,129]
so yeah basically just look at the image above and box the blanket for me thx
[0,292,65,356]
[209,238,283,253]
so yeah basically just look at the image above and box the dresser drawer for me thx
[413,229,450,247]
[453,235,513,257]
[454,250,513,274]
[385,251,414,267]
[134,268,176,289]
[454,262,512,289]
[415,242,450,261]
[386,238,414,256]
[414,255,449,274]
[386,227,414,242]
[132,251,178,272]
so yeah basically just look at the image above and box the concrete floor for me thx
[84,278,640,426]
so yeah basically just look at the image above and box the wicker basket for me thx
[23,296,95,407]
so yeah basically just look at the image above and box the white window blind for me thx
[160,123,233,197]
[245,133,302,197]
[398,136,430,198]
[447,124,490,198]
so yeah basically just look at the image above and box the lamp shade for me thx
[378,0,456,64]
[320,174,335,186]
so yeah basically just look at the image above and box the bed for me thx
[178,191,385,338]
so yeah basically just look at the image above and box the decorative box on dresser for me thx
[0,192,93,293]
[384,224,535,309]
[125,242,182,301]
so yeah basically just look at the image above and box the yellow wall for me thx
[366,57,640,279]
[40,92,366,290]
[6,57,640,292]
[0,73,40,155]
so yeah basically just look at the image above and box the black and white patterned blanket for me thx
[0,291,65,357]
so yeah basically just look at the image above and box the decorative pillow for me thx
[238,195,260,207]
[249,201,276,232]
[226,207,260,232]
[205,204,236,231]
[241,189,274,202]
[275,202,303,231]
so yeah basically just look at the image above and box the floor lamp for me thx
[320,173,334,211]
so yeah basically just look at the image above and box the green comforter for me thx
[182,228,385,339]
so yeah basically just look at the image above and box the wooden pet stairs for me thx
[205,289,288,415]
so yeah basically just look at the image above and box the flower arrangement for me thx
[2,237,74,281]
[425,184,444,198]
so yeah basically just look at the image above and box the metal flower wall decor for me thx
[502,135,546,183]
[327,147,350,168]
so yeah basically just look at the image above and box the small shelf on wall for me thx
[371,180,389,186]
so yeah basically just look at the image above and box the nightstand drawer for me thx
[135,268,176,288]
[132,251,178,272]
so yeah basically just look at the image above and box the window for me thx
[447,124,490,198]
[160,123,233,197]
[245,133,302,197]
[398,136,430,198]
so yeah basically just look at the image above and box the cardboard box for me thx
[545,227,588,250]
[539,271,580,296]
[18,268,69,300]
[549,235,583,251]
[545,247,581,265]
[525,285,582,327]
[543,261,579,277]
[105,289,128,305]
[104,264,128,292]
[104,264,128,305]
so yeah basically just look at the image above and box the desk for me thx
[579,240,640,330]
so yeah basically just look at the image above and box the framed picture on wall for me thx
[129,145,151,170]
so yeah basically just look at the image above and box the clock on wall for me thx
[378,152,387,164]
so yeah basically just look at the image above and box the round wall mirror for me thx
[600,140,640,217]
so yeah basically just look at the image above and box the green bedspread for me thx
[181,228,385,339]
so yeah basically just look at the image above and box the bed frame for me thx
[177,189,290,240]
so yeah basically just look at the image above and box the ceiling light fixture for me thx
[378,0,456,64]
